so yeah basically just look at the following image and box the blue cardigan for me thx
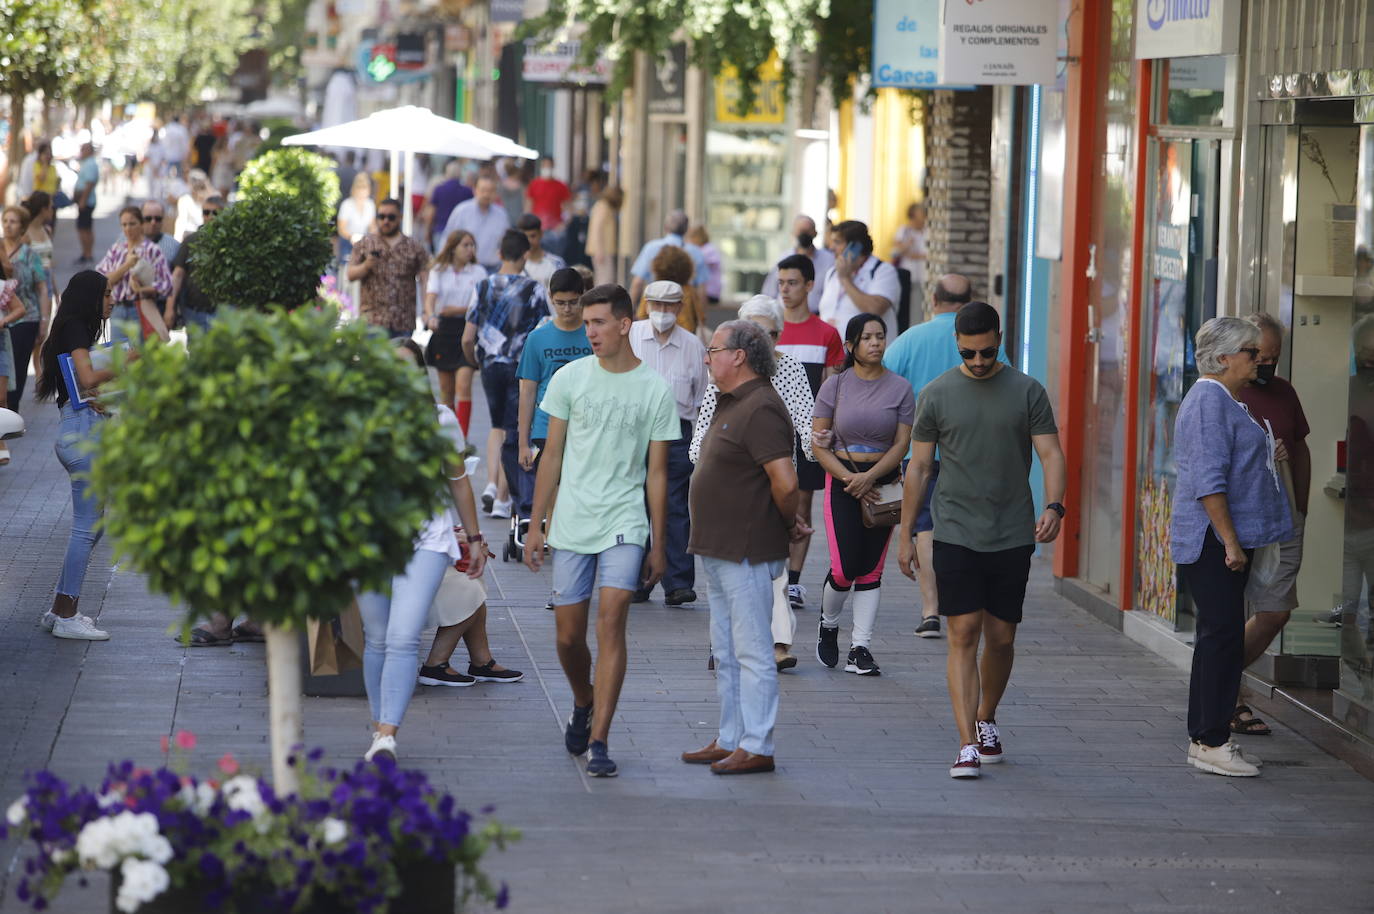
[1170,379,1293,565]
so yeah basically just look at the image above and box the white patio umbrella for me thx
[282,106,538,234]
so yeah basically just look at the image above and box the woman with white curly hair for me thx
[1172,316,1292,777]
[691,294,816,671]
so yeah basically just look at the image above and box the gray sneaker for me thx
[915,616,942,638]
[50,614,109,641]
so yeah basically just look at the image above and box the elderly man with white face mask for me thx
[629,280,709,606]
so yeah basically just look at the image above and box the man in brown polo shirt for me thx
[346,197,430,338]
[681,320,806,775]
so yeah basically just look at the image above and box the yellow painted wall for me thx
[837,90,924,260]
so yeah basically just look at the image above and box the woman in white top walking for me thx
[423,229,486,438]
[337,172,377,268]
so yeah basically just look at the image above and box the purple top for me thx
[814,368,915,453]
[1170,379,1293,564]
[429,179,473,236]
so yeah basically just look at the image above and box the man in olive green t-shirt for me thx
[897,302,1068,781]
[525,284,679,779]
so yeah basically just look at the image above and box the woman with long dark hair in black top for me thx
[34,270,116,640]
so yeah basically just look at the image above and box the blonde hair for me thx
[686,225,709,245]
[2,204,32,232]
[350,173,373,196]
[432,229,475,271]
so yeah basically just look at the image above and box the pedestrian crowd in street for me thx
[1,117,1310,785]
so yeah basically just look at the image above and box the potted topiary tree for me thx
[236,148,341,229]
[89,306,451,789]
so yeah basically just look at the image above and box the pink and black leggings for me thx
[822,467,899,592]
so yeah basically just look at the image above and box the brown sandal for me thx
[1230,704,1272,736]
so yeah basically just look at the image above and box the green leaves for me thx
[189,192,333,313]
[237,149,342,229]
[87,308,452,627]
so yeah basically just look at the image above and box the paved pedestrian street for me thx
[2,212,1374,914]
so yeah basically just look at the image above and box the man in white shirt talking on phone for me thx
[818,220,901,340]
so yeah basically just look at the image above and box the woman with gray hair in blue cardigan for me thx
[1172,316,1292,777]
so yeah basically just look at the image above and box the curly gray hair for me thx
[718,320,776,378]
[1195,316,1260,374]
[736,294,785,334]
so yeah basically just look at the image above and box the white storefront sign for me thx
[872,0,945,89]
[522,40,611,85]
[1134,0,1239,59]
[937,0,1058,87]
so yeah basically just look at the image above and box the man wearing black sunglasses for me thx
[167,197,225,335]
[347,198,430,338]
[897,301,1066,780]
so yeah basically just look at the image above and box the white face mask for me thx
[540,166,554,178]
[649,310,677,332]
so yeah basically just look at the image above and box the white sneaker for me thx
[0,445,10,466]
[50,614,110,641]
[1188,738,1263,768]
[364,732,398,762]
[0,406,23,440]
[490,497,513,519]
[40,610,95,632]
[1188,740,1259,777]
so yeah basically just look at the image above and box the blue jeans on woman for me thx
[357,548,452,727]
[55,404,106,597]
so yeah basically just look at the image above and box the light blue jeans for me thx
[182,309,216,336]
[54,404,106,597]
[110,305,140,347]
[357,549,452,727]
[702,556,783,756]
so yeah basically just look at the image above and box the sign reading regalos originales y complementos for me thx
[1134,0,1239,59]
[937,0,1058,87]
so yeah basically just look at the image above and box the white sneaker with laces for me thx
[50,614,110,641]
[787,584,807,610]
[40,610,95,632]
[1188,740,1259,777]
[365,732,398,762]
[490,497,513,519]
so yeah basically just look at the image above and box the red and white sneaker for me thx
[976,719,1004,763]
[950,743,981,779]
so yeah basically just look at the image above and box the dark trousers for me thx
[662,428,695,592]
[484,362,534,518]
[1178,528,1252,747]
[7,321,40,410]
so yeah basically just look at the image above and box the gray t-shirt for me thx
[813,369,916,452]
[912,364,1058,552]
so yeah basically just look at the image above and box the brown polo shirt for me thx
[688,377,794,564]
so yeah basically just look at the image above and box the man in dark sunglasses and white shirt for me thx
[897,301,1067,781]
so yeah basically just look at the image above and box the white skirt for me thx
[427,566,487,628]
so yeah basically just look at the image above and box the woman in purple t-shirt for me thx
[811,313,915,676]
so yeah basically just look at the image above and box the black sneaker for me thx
[481,490,495,515]
[665,588,697,606]
[586,740,617,777]
[467,660,524,683]
[915,616,942,638]
[845,645,881,675]
[787,584,807,611]
[816,622,840,668]
[565,703,593,755]
[631,588,652,603]
[417,664,476,687]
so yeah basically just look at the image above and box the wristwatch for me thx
[466,533,485,543]
[1047,502,1066,518]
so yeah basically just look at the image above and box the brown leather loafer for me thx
[681,739,732,764]
[710,748,775,775]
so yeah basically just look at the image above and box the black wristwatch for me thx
[1047,502,1066,518]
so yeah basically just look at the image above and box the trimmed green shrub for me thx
[237,147,341,227]
[189,191,333,311]
[87,306,452,627]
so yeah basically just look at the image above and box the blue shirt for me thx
[516,322,592,440]
[75,156,99,208]
[630,233,708,286]
[1170,379,1293,565]
[467,273,548,366]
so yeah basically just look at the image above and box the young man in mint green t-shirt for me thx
[524,283,679,778]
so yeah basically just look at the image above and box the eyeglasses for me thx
[551,298,582,309]
[1236,347,1260,360]
[142,215,162,222]
[958,347,999,360]
[705,346,739,355]
[377,213,399,222]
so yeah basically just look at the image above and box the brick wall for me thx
[924,87,994,309]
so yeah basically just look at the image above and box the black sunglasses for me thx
[377,213,399,222]
[1236,347,1260,359]
[202,209,220,217]
[142,214,162,222]
[958,346,998,360]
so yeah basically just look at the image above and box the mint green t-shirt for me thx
[540,356,680,554]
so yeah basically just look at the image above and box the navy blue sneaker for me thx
[565,703,593,756]
[586,740,617,777]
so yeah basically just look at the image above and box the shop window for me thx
[1160,56,1228,128]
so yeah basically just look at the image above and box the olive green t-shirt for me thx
[911,364,1058,552]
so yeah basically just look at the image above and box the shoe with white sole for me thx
[50,614,110,640]
[40,610,95,632]
[365,732,398,762]
[481,483,496,515]
[787,584,807,611]
[0,407,24,440]
[490,497,513,519]
[1188,740,1259,777]
[0,445,10,466]
[950,743,981,779]
[976,719,1004,763]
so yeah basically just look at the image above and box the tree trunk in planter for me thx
[265,623,303,794]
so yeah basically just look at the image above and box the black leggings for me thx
[823,466,899,591]
[1177,527,1253,747]
[7,321,39,410]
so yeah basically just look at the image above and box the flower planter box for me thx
[112,860,457,914]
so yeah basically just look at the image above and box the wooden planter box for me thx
[113,859,457,913]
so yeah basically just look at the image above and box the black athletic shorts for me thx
[796,434,824,492]
[76,206,95,230]
[932,540,1036,624]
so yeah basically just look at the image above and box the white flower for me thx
[321,817,347,846]
[51,849,71,865]
[115,858,170,913]
[6,797,26,827]
[97,790,124,810]
[221,776,266,818]
[74,811,173,870]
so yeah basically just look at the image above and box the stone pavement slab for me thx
[2,206,1373,912]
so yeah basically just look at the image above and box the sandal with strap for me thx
[1230,704,1272,736]
[182,627,233,648]
[232,624,266,643]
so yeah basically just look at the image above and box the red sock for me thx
[455,400,473,437]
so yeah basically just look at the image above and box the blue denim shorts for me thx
[551,543,645,605]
